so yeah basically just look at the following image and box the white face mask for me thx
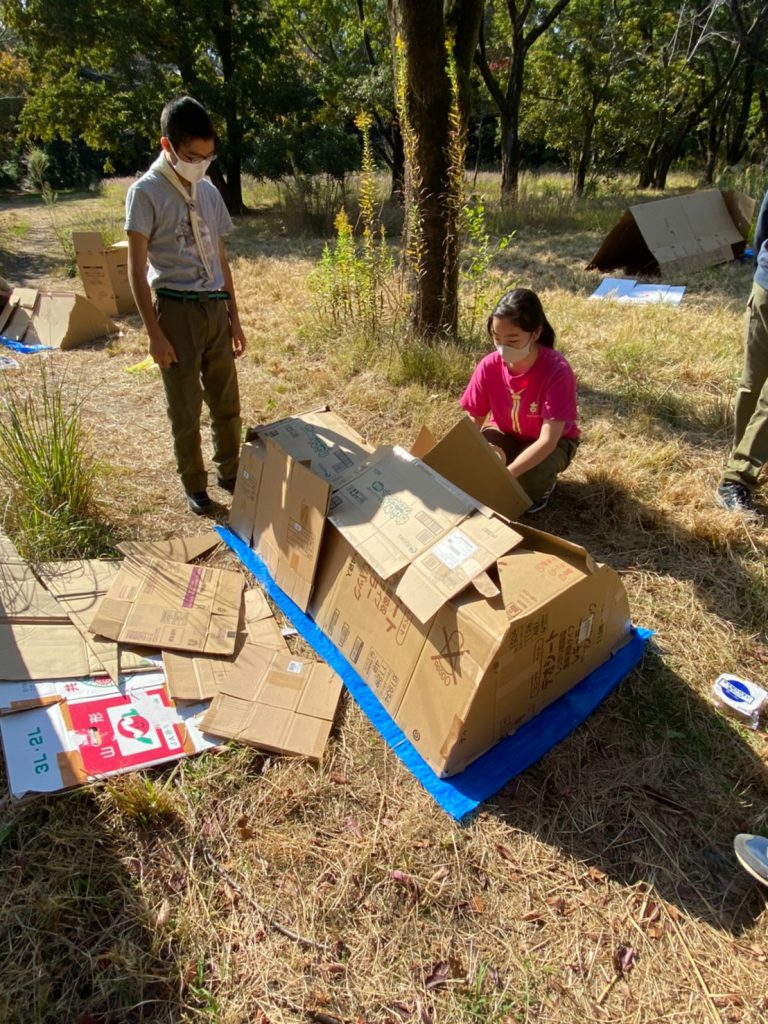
[496,341,531,365]
[166,144,212,184]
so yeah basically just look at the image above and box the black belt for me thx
[155,287,230,301]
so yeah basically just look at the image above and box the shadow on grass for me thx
[488,646,768,936]
[0,782,188,1024]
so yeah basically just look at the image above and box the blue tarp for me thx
[0,334,55,354]
[216,526,650,820]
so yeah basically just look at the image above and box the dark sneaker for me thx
[216,476,237,494]
[186,490,213,515]
[734,833,768,887]
[715,482,762,522]
[526,482,556,514]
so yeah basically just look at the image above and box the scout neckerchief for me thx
[155,152,215,286]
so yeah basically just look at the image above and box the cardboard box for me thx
[89,556,244,656]
[411,417,531,520]
[0,287,118,350]
[0,672,217,801]
[72,231,137,316]
[310,526,433,714]
[202,648,343,761]
[0,532,92,681]
[587,189,756,275]
[393,524,631,776]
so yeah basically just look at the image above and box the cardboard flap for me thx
[498,547,589,620]
[255,407,373,485]
[419,417,531,521]
[328,445,479,580]
[229,440,266,545]
[722,189,757,240]
[72,231,106,253]
[117,532,220,564]
[471,570,499,599]
[252,439,331,611]
[394,515,523,624]
[410,425,438,459]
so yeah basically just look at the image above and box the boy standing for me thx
[125,95,245,514]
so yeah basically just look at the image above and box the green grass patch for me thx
[0,368,113,559]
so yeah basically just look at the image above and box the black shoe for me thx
[186,490,213,515]
[216,476,237,494]
[526,482,556,514]
[715,482,761,522]
[734,833,768,887]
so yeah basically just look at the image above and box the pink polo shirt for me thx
[460,347,580,441]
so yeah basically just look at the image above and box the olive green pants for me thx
[481,428,579,502]
[156,295,241,494]
[721,281,768,491]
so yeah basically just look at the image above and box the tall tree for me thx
[474,0,572,203]
[3,0,296,213]
[387,0,484,337]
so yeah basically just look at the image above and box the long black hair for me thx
[486,288,556,348]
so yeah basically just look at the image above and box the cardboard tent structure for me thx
[587,189,756,275]
[0,286,117,349]
[231,408,633,778]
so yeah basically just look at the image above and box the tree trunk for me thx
[388,0,483,338]
[499,58,525,204]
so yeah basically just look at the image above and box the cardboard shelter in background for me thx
[587,189,756,275]
[0,287,118,349]
[72,231,137,316]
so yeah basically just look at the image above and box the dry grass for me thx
[1,174,767,1024]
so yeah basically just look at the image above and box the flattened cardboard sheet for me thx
[0,532,91,680]
[163,588,288,701]
[37,559,159,681]
[0,673,218,801]
[229,440,266,545]
[202,648,342,761]
[89,557,244,656]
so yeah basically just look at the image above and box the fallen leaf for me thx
[329,771,348,785]
[424,961,451,990]
[646,923,664,940]
[428,865,450,884]
[613,945,637,974]
[545,896,567,914]
[712,994,744,1008]
[389,869,421,898]
[587,866,607,883]
[640,901,660,924]
[344,816,363,840]
[416,998,433,1024]
[156,898,171,928]
[520,909,544,923]
[391,1002,413,1020]
[236,814,255,841]
[470,895,486,913]
[413,838,431,849]
[316,963,346,976]
[494,844,518,865]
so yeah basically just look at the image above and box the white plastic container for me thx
[712,674,767,730]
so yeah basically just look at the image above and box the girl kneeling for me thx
[460,288,580,512]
